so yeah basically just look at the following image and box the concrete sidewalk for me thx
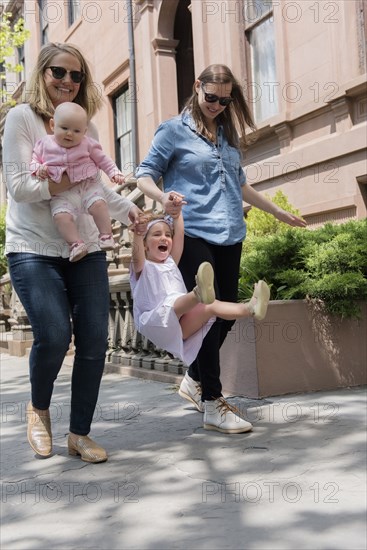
[0,352,366,550]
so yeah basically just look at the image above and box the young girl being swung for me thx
[130,195,270,433]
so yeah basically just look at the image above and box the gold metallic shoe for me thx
[67,433,108,463]
[26,401,52,458]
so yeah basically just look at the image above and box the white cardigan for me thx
[2,104,135,258]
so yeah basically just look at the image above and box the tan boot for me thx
[68,433,108,463]
[26,401,52,458]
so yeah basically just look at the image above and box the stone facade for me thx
[1,0,366,220]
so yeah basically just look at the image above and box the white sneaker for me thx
[98,233,115,250]
[178,372,204,412]
[204,397,253,433]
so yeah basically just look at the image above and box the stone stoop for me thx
[0,329,33,357]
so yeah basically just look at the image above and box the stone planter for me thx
[220,300,367,398]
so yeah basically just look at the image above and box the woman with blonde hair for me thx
[26,41,101,119]
[3,42,141,462]
[137,64,306,434]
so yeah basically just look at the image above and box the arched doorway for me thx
[174,0,194,111]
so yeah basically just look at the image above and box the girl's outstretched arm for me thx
[171,210,184,265]
[242,184,306,228]
[130,215,149,276]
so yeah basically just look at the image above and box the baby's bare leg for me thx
[54,212,81,244]
[88,199,112,235]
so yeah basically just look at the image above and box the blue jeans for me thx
[7,252,109,435]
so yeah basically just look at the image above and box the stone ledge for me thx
[62,354,183,385]
[220,300,367,398]
[104,361,182,385]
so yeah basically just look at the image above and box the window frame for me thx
[243,0,279,123]
[37,0,49,46]
[68,0,81,27]
[112,85,134,177]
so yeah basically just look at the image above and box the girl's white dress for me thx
[130,256,214,365]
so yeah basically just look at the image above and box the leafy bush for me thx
[239,219,367,319]
[245,190,302,236]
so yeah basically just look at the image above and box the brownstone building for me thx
[1,0,367,225]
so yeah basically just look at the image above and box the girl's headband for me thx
[145,215,174,236]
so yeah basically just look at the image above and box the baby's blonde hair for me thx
[53,102,88,126]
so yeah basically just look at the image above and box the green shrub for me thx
[240,219,367,319]
[245,190,302,237]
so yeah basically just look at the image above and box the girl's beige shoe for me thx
[193,262,215,304]
[248,280,270,321]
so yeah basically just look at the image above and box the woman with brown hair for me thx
[3,42,141,461]
[137,64,306,433]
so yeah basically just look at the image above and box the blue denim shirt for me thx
[136,111,247,245]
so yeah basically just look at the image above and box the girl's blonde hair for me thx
[24,42,103,119]
[143,214,174,239]
[183,64,256,151]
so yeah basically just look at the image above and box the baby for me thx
[31,102,125,261]
[130,195,270,366]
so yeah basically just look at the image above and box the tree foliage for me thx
[245,190,301,237]
[0,11,30,106]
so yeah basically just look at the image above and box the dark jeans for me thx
[178,236,242,401]
[7,252,109,435]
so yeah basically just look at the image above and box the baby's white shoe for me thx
[98,234,115,250]
[69,241,87,262]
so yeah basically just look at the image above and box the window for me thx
[113,87,133,177]
[38,0,48,45]
[16,44,25,84]
[68,0,81,26]
[244,0,278,123]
